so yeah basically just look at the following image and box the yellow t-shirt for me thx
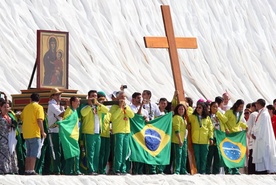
[21,102,44,139]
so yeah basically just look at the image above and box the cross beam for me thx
[144,5,197,102]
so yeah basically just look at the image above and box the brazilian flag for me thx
[129,112,172,165]
[56,108,80,160]
[215,130,246,168]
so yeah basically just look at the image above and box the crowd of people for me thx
[0,88,276,175]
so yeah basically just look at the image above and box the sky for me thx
[0,0,276,106]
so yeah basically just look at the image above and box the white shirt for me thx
[252,108,276,172]
[130,104,148,118]
[93,107,100,134]
[247,111,258,150]
[47,99,64,133]
[143,102,161,120]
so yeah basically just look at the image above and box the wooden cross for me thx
[144,5,198,174]
[144,5,197,102]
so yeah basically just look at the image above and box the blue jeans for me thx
[25,137,41,157]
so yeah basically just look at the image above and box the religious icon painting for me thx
[37,30,69,89]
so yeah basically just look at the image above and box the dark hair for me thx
[193,102,209,119]
[132,92,141,99]
[251,102,256,108]
[246,103,252,109]
[30,93,40,102]
[256,99,266,107]
[0,98,5,104]
[209,102,218,114]
[70,96,78,105]
[215,96,223,105]
[0,100,7,107]
[165,102,172,112]
[88,90,97,97]
[267,104,275,111]
[273,99,276,104]
[186,97,193,107]
[230,99,244,112]
[143,90,151,98]
[159,97,168,103]
[173,104,186,117]
[7,100,12,108]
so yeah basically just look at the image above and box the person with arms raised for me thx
[80,90,109,175]
[110,91,134,175]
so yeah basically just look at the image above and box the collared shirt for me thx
[130,104,148,118]
[47,99,64,133]
[143,102,161,120]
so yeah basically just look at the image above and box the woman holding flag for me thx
[189,102,213,174]
[224,99,248,174]
[206,102,228,174]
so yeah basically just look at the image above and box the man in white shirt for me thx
[246,102,257,174]
[130,92,148,119]
[142,90,161,121]
[252,99,276,174]
[47,88,65,175]
[222,92,232,111]
[141,90,161,174]
[129,92,148,174]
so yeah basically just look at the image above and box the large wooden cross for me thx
[144,5,198,174]
[144,5,197,102]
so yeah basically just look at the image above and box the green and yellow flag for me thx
[129,112,172,165]
[215,130,246,168]
[57,108,80,160]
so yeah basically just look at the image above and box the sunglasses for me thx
[244,112,250,115]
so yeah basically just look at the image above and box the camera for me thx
[122,85,127,89]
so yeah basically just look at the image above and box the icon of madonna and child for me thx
[43,36,65,87]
